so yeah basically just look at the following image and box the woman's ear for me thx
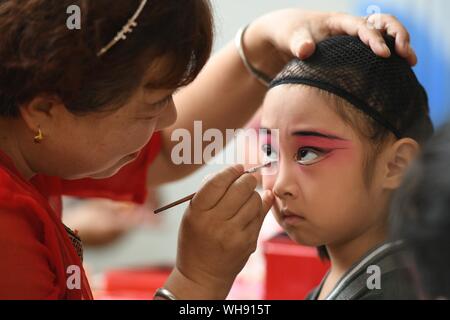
[18,95,62,133]
[383,138,420,190]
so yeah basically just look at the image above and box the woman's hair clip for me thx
[97,0,148,57]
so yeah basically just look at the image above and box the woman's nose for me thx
[156,101,177,130]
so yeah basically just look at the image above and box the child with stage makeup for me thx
[259,35,434,300]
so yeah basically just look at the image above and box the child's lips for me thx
[281,208,306,223]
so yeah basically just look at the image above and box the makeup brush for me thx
[153,162,273,214]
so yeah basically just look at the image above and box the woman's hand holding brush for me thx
[162,164,274,300]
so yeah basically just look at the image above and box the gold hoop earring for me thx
[34,127,44,144]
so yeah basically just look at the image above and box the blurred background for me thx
[63,0,450,299]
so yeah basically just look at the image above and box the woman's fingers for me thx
[325,13,416,65]
[230,191,262,228]
[215,173,258,219]
[357,20,391,57]
[327,13,389,57]
[290,27,316,60]
[326,13,366,37]
[236,191,274,255]
[372,14,417,65]
[226,191,274,258]
[232,190,274,231]
[191,164,244,211]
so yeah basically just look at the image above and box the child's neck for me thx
[317,221,388,299]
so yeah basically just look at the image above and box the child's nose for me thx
[272,162,299,200]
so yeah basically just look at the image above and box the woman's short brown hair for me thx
[0,0,214,117]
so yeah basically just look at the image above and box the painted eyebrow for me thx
[292,131,346,140]
[259,128,346,141]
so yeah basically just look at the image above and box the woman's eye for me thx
[295,148,324,166]
[261,144,278,160]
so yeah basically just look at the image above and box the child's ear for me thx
[383,138,420,190]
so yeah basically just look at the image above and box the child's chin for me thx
[286,230,322,247]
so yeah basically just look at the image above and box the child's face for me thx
[261,86,390,247]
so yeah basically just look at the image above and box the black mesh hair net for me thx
[270,35,434,143]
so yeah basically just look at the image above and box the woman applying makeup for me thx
[0,0,416,299]
[260,36,433,299]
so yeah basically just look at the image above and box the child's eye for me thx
[261,144,278,161]
[295,147,326,166]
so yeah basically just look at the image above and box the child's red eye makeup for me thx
[294,147,329,166]
[292,130,352,166]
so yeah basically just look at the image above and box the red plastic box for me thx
[263,234,330,300]
[95,267,172,300]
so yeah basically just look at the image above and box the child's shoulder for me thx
[326,241,419,300]
[359,268,419,300]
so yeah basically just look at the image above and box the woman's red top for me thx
[0,132,162,299]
